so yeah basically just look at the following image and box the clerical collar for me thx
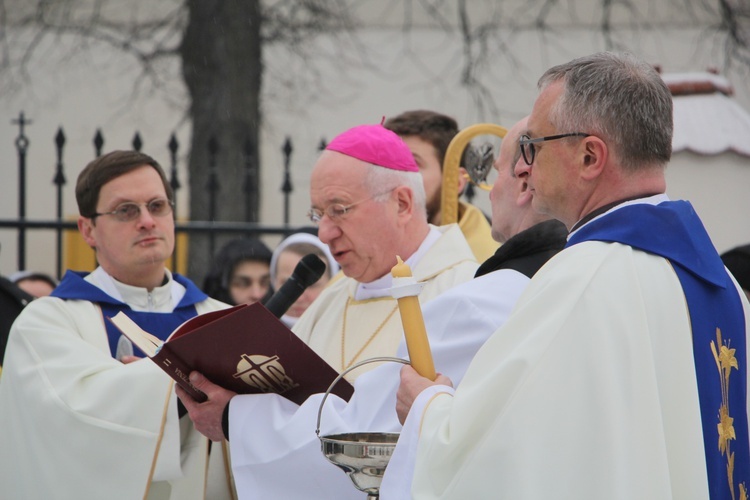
[353,225,442,301]
[569,193,669,237]
[88,267,186,312]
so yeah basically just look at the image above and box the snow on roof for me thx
[662,72,734,96]
[662,71,750,158]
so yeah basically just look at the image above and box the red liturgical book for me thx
[108,302,353,405]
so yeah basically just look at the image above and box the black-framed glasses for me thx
[307,190,393,225]
[92,198,174,222]
[519,133,589,165]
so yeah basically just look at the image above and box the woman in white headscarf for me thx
[270,230,339,327]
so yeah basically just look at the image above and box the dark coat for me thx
[0,277,33,365]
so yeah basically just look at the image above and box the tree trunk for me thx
[180,0,262,284]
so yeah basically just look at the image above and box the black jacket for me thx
[0,277,33,365]
[475,219,568,279]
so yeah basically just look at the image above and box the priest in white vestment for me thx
[291,123,479,380]
[383,52,750,499]
[0,151,234,500]
[177,119,567,499]
[178,123,476,496]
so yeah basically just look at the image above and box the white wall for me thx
[666,152,750,255]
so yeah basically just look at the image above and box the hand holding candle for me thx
[390,256,436,380]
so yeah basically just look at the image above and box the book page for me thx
[167,304,243,341]
[108,312,163,357]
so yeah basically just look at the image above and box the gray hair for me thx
[539,52,673,171]
[363,163,428,220]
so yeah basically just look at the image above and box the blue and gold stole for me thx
[51,271,208,358]
[568,200,749,499]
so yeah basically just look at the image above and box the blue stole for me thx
[51,271,208,358]
[568,200,749,499]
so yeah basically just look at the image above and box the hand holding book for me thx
[108,302,353,404]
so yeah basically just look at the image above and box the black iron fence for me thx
[1,111,322,280]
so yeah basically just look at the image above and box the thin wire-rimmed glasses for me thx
[92,198,174,222]
[519,133,589,165]
[308,190,393,225]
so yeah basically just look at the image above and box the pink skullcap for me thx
[325,124,419,173]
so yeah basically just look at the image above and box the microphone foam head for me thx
[296,254,327,287]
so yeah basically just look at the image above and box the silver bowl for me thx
[316,357,409,499]
[320,431,400,495]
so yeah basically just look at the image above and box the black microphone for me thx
[264,253,326,318]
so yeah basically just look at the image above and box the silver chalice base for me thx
[320,432,400,498]
[316,357,410,499]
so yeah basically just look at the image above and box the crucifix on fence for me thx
[12,112,31,272]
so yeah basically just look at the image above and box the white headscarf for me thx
[269,232,339,327]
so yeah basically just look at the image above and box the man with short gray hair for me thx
[388,52,750,498]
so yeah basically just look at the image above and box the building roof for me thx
[662,72,750,158]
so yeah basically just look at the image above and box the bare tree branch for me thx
[719,0,750,67]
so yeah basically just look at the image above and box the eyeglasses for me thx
[92,198,174,222]
[519,133,589,165]
[307,190,392,225]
